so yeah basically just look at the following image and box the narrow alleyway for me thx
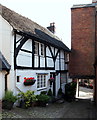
[2,98,96,119]
[1,87,96,119]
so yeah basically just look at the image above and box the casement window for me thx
[34,42,39,55]
[37,74,46,89]
[34,42,44,56]
[40,43,44,56]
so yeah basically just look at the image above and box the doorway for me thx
[50,72,56,96]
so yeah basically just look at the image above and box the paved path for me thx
[2,99,96,119]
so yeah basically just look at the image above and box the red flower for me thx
[24,80,26,82]
[23,77,35,83]
[50,77,54,79]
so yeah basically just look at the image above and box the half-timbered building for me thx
[0,4,70,98]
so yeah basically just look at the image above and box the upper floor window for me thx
[40,43,44,56]
[34,42,44,56]
[34,42,39,55]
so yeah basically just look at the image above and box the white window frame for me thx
[37,74,47,90]
[40,43,44,56]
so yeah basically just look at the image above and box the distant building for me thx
[69,0,97,105]
[0,4,70,99]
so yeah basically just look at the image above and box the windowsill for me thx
[37,87,47,91]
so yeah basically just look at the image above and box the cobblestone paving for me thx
[2,99,96,119]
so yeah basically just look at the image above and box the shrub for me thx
[47,89,53,97]
[37,94,50,103]
[18,90,37,108]
[40,91,47,95]
[65,81,77,102]
[2,91,17,110]
[3,91,17,103]
[57,88,65,99]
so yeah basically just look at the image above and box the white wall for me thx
[0,15,16,94]
[16,69,56,95]
[0,71,6,99]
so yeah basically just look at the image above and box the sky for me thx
[0,0,92,48]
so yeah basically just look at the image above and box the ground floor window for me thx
[37,74,46,89]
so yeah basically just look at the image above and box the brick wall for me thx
[69,6,96,78]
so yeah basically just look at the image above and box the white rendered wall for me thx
[16,69,55,95]
[0,71,6,99]
[0,16,16,94]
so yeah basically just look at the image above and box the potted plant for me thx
[23,77,36,86]
[37,94,50,107]
[49,77,55,82]
[57,88,64,99]
[65,81,77,102]
[2,91,17,110]
[47,89,55,103]
[17,90,37,108]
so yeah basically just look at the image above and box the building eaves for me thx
[0,52,11,71]
[71,3,96,9]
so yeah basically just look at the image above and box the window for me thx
[34,42,44,56]
[40,43,44,56]
[17,76,20,82]
[37,74,46,89]
[34,42,39,55]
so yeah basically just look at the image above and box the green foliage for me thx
[18,90,37,108]
[40,91,47,95]
[65,82,77,101]
[57,88,63,95]
[37,94,50,103]
[3,91,17,103]
[47,89,53,96]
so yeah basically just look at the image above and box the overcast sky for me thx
[0,0,92,48]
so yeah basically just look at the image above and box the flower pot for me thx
[2,100,14,110]
[24,80,36,86]
[38,101,46,107]
[19,100,28,109]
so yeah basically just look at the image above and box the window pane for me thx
[34,42,39,55]
[37,74,46,89]
[40,44,44,56]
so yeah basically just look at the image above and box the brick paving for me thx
[2,99,96,119]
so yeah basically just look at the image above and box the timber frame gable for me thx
[0,4,70,71]
[14,30,63,70]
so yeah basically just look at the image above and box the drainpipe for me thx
[5,71,9,91]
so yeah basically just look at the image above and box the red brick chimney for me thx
[92,0,97,3]
[47,22,55,34]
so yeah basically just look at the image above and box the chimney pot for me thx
[47,22,55,34]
